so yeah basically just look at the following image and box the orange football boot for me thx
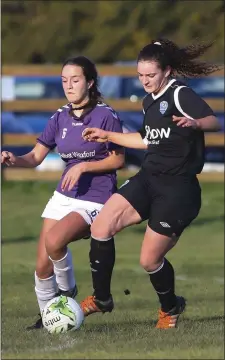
[156,296,186,329]
[80,295,114,317]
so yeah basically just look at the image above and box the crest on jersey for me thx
[159,101,168,114]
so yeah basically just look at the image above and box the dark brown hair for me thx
[137,38,222,78]
[62,56,102,103]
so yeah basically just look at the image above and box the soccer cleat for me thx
[26,314,43,330]
[156,296,186,329]
[58,284,78,299]
[80,295,114,317]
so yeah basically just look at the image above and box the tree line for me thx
[2,0,224,64]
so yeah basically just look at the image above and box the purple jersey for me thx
[37,103,123,204]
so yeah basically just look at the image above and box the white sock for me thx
[50,248,76,292]
[34,272,58,314]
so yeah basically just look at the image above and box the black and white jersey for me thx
[139,79,215,176]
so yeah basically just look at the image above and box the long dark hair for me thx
[62,56,103,104]
[137,38,222,78]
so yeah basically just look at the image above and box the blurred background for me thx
[1,2,224,358]
[1,0,224,179]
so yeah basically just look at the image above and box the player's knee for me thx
[36,259,53,279]
[90,218,114,239]
[140,253,163,272]
[45,231,61,257]
[91,224,113,239]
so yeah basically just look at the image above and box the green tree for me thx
[2,0,224,64]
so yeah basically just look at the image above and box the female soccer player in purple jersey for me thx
[80,39,221,329]
[1,56,124,329]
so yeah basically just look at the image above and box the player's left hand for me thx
[172,115,200,129]
[61,163,87,191]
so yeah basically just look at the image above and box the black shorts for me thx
[117,170,201,237]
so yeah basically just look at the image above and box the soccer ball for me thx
[42,295,84,334]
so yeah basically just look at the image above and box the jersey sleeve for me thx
[138,120,146,140]
[138,95,148,141]
[37,112,58,149]
[103,110,123,152]
[177,87,215,119]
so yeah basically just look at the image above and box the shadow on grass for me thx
[2,235,89,245]
[2,236,37,245]
[132,215,224,234]
[182,315,224,325]
[191,215,224,226]
[2,215,224,244]
[83,318,157,332]
[82,315,224,333]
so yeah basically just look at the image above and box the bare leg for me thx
[91,193,142,238]
[45,212,90,293]
[45,211,90,260]
[34,218,58,314]
[140,225,177,272]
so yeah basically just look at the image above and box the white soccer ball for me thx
[42,295,84,334]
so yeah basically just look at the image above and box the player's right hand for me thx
[1,151,16,166]
[82,128,108,143]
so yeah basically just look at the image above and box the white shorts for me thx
[41,191,104,225]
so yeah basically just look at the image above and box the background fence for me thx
[2,64,224,182]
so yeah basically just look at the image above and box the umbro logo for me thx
[160,222,171,228]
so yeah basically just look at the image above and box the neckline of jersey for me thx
[68,103,96,124]
[151,79,176,100]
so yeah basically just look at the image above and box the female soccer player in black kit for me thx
[81,38,221,329]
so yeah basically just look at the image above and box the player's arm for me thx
[82,148,125,173]
[1,143,50,168]
[173,114,220,131]
[173,87,221,131]
[193,115,220,131]
[1,109,58,168]
[61,148,125,192]
[82,129,147,150]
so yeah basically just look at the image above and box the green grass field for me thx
[2,178,224,359]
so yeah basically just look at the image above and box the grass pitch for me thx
[2,178,224,359]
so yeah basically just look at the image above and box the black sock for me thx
[148,258,177,312]
[89,236,115,301]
